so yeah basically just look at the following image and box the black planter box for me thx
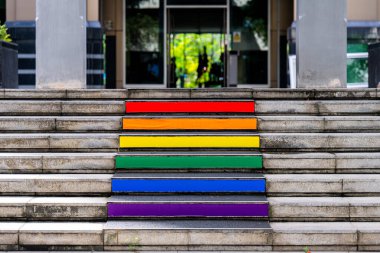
[0,41,18,88]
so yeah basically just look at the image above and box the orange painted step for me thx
[122,118,258,131]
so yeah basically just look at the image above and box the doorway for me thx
[167,8,228,88]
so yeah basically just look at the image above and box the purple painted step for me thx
[107,196,269,218]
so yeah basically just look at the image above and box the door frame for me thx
[166,4,230,88]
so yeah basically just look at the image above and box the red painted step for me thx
[125,101,255,113]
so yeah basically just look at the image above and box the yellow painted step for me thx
[119,136,260,148]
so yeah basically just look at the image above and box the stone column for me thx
[36,0,86,89]
[296,0,347,88]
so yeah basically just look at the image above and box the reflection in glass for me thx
[231,0,268,84]
[125,0,163,84]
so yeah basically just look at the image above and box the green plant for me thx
[0,22,12,43]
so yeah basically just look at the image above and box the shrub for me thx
[0,22,12,43]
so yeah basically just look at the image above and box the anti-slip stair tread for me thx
[108,195,268,202]
[105,220,271,230]
[113,173,264,179]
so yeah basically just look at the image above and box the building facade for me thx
[2,0,380,89]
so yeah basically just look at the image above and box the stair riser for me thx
[119,136,260,149]
[108,203,269,217]
[123,118,258,131]
[112,179,266,193]
[115,155,263,170]
[125,101,255,113]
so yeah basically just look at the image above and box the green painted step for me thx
[115,154,263,170]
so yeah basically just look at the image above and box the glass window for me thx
[230,0,268,85]
[0,0,5,24]
[125,0,164,84]
[167,0,227,5]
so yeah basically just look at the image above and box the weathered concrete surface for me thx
[255,101,380,115]
[263,153,335,173]
[355,223,380,251]
[49,134,118,150]
[272,222,357,251]
[0,174,112,195]
[0,101,62,116]
[0,153,115,174]
[104,220,272,251]
[128,89,191,99]
[56,117,121,132]
[0,197,107,220]
[0,134,118,151]
[190,89,253,99]
[336,153,380,174]
[19,222,104,249]
[61,101,125,116]
[350,198,380,221]
[269,197,349,221]
[258,116,380,133]
[266,174,342,196]
[267,175,380,196]
[260,133,380,151]
[0,223,24,250]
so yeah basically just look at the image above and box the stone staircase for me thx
[0,88,378,251]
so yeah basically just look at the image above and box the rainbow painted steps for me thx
[122,116,258,131]
[111,173,266,193]
[119,133,260,149]
[115,153,263,170]
[125,100,255,113]
[107,195,269,218]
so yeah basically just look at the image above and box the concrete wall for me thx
[6,0,99,21]
[294,0,380,21]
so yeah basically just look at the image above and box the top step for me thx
[0,88,378,100]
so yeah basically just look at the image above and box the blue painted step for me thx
[112,173,266,193]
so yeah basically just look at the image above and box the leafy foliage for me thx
[0,22,11,43]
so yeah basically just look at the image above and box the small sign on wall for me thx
[233,32,241,43]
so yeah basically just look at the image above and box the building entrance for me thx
[167,8,228,88]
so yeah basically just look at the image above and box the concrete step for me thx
[0,115,379,133]
[0,197,107,221]
[261,133,380,151]
[258,116,380,132]
[107,195,268,218]
[112,173,265,194]
[255,100,380,115]
[0,101,125,116]
[0,174,111,196]
[266,174,380,196]
[271,222,380,251]
[264,153,380,174]
[269,197,380,222]
[0,99,377,116]
[104,220,272,251]
[0,133,118,152]
[0,222,104,251]
[1,221,379,251]
[0,116,121,132]
[0,153,115,174]
[119,133,260,149]
[1,88,378,100]
[0,152,377,174]
[116,152,263,171]
[125,100,255,113]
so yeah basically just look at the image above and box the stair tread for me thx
[105,220,271,230]
[108,195,267,203]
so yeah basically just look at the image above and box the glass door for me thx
[167,7,228,88]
